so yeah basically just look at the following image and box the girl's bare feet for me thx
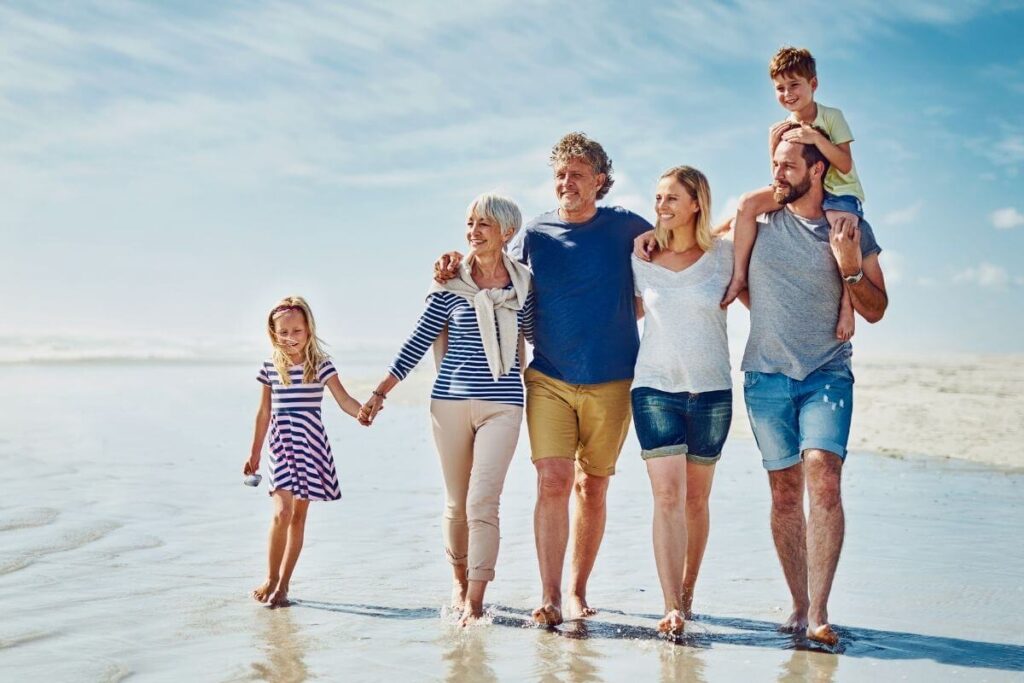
[252,578,277,603]
[658,609,685,635]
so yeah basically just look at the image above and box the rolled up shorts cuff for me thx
[686,452,722,465]
[467,568,496,582]
[800,439,848,460]
[763,452,803,472]
[640,444,688,460]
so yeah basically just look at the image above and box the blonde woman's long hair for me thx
[654,166,713,253]
[266,296,329,385]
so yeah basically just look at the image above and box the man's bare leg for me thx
[567,466,610,619]
[769,464,810,632]
[646,455,687,634]
[804,450,845,645]
[682,461,716,619]
[253,490,293,603]
[532,458,574,625]
[270,497,309,607]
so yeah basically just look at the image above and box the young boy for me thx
[720,46,865,341]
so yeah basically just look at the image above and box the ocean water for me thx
[2,362,1022,681]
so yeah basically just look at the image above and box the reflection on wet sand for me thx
[777,649,838,683]
[659,642,707,683]
[249,608,309,683]
[535,620,605,683]
[441,627,497,683]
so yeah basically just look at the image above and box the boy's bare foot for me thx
[252,578,277,603]
[779,610,809,633]
[835,309,855,341]
[807,623,840,646]
[720,276,746,308]
[531,603,563,626]
[268,587,290,608]
[657,610,685,635]
[566,594,597,619]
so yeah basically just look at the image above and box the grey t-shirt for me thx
[741,207,881,381]
[632,238,733,393]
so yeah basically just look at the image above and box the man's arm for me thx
[846,253,887,323]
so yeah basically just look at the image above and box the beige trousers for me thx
[430,399,523,582]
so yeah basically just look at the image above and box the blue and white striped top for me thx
[258,360,338,413]
[389,290,534,406]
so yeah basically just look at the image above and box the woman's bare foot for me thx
[807,623,840,646]
[567,594,597,619]
[268,586,290,608]
[779,610,809,633]
[658,610,685,636]
[451,579,468,611]
[252,578,277,603]
[681,588,695,620]
[531,603,563,626]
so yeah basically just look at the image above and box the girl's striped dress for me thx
[257,359,342,501]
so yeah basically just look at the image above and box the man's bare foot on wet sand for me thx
[532,603,563,626]
[252,578,278,603]
[658,609,685,636]
[566,594,597,619]
[807,622,840,646]
[778,610,808,633]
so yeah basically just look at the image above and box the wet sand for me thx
[1,362,1022,680]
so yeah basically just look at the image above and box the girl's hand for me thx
[358,395,385,426]
[244,453,260,476]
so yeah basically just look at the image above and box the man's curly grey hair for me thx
[549,132,615,199]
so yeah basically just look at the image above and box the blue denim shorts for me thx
[743,365,854,471]
[630,387,732,463]
[823,192,864,219]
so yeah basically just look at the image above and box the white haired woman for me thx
[360,193,533,626]
[630,166,734,635]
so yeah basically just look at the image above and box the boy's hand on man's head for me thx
[782,123,821,146]
[769,121,791,150]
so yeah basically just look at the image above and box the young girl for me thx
[244,296,364,607]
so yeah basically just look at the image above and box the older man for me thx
[436,132,650,625]
[742,124,887,645]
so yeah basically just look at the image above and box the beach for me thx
[2,358,1022,681]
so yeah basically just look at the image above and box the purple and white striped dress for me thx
[257,359,342,501]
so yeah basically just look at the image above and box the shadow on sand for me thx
[292,600,1024,672]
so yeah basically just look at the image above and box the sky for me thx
[3,0,1024,359]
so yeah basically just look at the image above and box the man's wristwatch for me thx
[843,270,864,285]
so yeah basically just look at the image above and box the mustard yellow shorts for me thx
[524,367,632,477]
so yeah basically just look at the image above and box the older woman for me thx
[631,166,734,635]
[360,193,532,626]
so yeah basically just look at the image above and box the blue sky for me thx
[3,0,1023,358]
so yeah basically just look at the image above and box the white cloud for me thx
[953,262,1012,289]
[878,250,904,284]
[991,207,1024,230]
[879,201,923,227]
[915,276,937,288]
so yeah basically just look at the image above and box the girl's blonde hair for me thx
[654,166,713,253]
[266,296,329,385]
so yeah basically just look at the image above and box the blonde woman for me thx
[630,167,734,634]
[245,296,365,607]
[360,194,533,627]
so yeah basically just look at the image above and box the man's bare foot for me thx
[531,603,563,626]
[807,623,840,646]
[779,610,809,633]
[252,578,277,603]
[451,579,468,611]
[268,587,290,608]
[657,610,685,636]
[566,594,597,619]
[720,276,746,308]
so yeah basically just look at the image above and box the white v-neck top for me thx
[631,238,733,393]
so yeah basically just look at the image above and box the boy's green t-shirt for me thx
[788,103,865,202]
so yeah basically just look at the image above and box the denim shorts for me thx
[743,365,854,471]
[630,387,732,463]
[823,192,864,219]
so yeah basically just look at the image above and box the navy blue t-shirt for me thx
[508,206,651,384]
